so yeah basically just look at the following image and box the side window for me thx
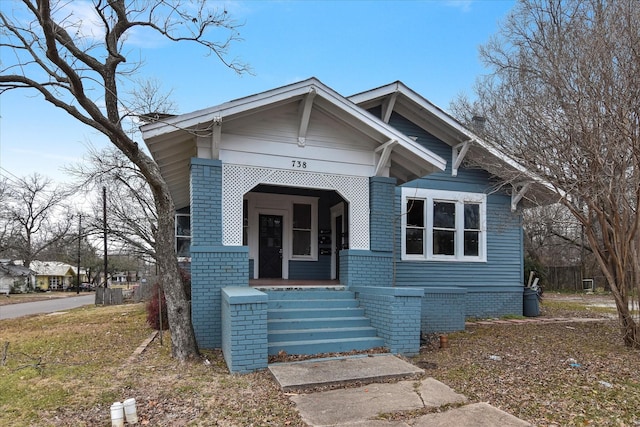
[405,198,425,255]
[176,213,191,257]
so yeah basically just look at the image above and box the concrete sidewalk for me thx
[269,355,531,427]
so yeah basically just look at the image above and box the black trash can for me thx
[523,288,540,317]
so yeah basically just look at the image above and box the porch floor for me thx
[249,279,341,289]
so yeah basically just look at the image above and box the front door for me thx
[259,214,283,278]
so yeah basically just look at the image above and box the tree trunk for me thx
[151,172,199,360]
[154,194,199,359]
[585,224,640,349]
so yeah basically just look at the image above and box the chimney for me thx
[472,115,486,132]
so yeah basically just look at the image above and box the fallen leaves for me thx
[413,294,640,426]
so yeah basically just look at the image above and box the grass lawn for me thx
[0,303,302,426]
[0,293,638,426]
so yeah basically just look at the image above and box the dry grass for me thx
[1,293,638,426]
[0,303,304,426]
[413,294,640,426]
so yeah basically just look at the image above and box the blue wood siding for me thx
[288,256,331,280]
[388,112,524,292]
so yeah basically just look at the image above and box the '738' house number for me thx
[291,160,307,169]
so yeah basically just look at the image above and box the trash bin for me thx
[523,288,540,317]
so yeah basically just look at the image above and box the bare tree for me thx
[460,0,639,347]
[68,145,158,261]
[0,1,247,360]
[0,177,10,254]
[0,174,73,270]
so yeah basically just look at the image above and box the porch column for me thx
[370,177,396,252]
[190,158,249,349]
[340,177,397,287]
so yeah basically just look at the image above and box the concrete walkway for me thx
[269,355,531,427]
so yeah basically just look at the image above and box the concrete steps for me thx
[265,289,385,356]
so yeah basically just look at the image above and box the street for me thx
[0,294,95,320]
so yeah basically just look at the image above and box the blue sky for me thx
[0,0,515,185]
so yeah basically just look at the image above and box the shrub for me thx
[145,268,191,330]
[146,283,169,330]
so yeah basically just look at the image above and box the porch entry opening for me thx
[245,186,349,281]
[259,214,283,278]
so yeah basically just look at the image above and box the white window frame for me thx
[401,188,487,262]
[175,213,191,260]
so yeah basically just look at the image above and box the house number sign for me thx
[291,160,307,169]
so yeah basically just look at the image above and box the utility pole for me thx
[103,186,108,288]
[77,213,82,294]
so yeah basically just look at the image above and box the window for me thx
[405,199,425,255]
[176,213,191,258]
[402,189,486,262]
[292,203,312,256]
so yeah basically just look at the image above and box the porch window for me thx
[49,276,60,289]
[292,203,312,256]
[401,188,486,262]
[176,214,191,258]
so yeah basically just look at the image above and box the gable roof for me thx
[29,261,76,277]
[141,78,447,208]
[0,260,35,277]
[349,81,558,208]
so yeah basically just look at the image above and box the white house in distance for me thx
[0,260,35,294]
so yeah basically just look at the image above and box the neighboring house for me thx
[0,260,35,294]
[113,271,139,285]
[141,78,553,373]
[29,261,76,291]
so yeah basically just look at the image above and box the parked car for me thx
[65,283,94,292]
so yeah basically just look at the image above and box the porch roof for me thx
[349,82,558,208]
[141,78,447,209]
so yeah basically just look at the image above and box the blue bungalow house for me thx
[141,78,552,373]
